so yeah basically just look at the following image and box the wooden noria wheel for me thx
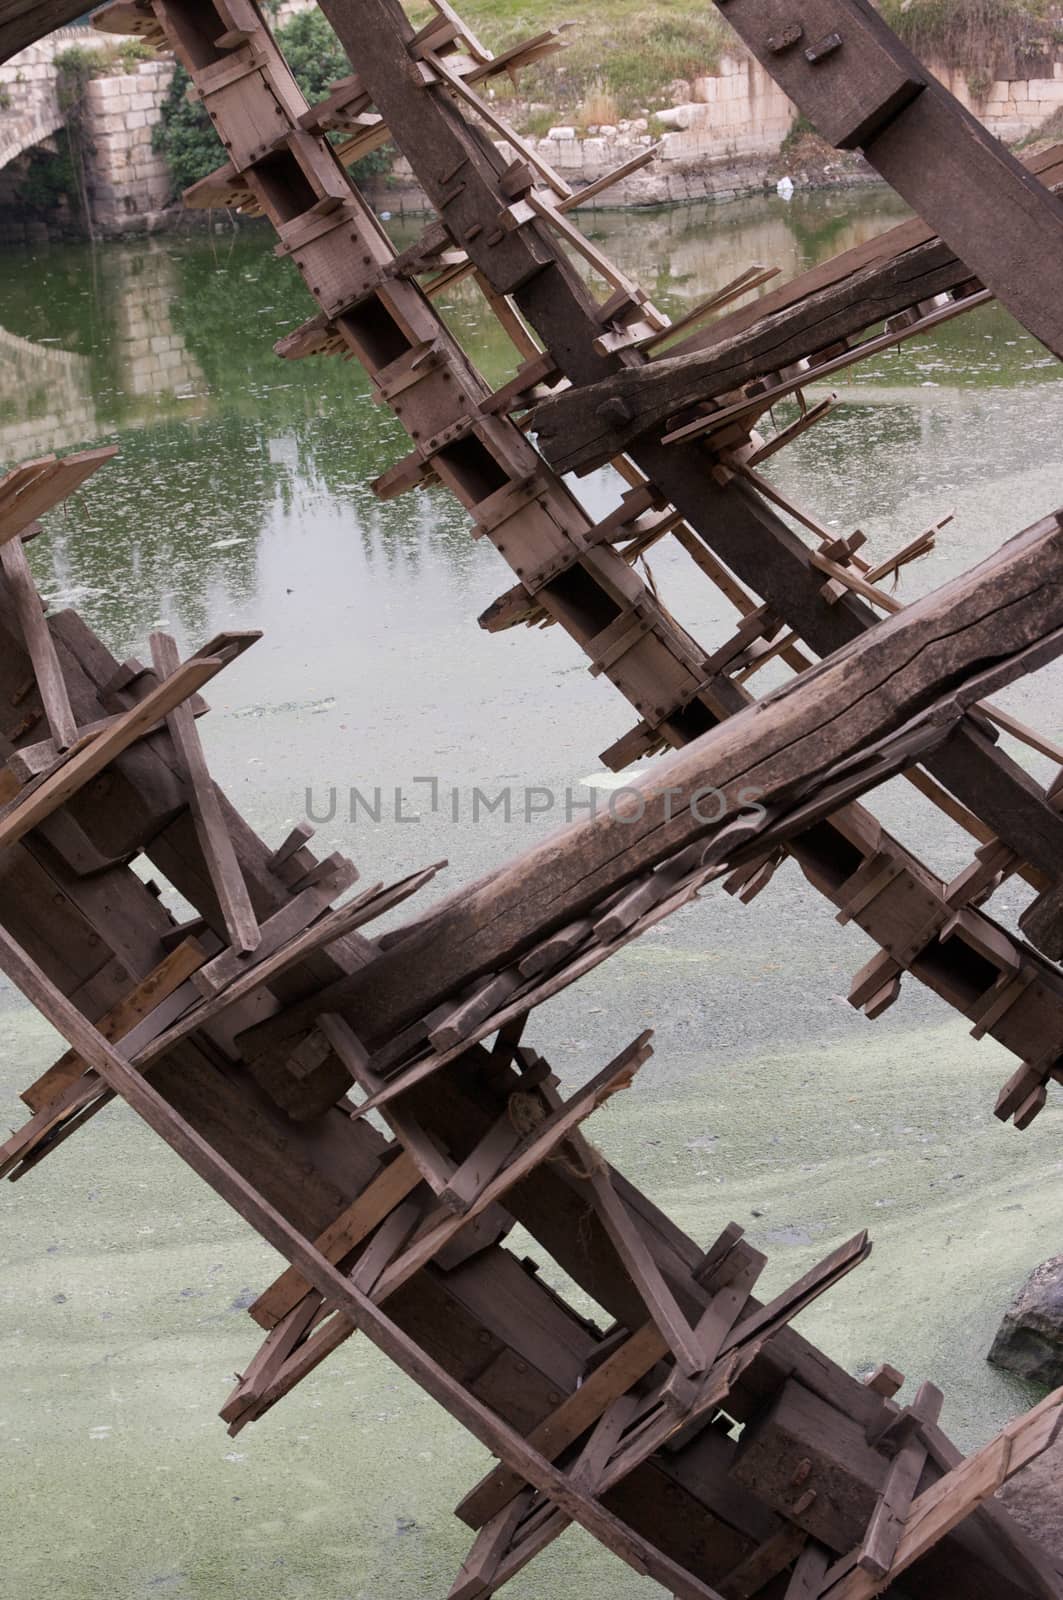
[1,0,1063,1594]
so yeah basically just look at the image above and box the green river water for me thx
[1,187,1062,1598]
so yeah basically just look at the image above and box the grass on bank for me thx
[413,0,1063,126]
[411,0,734,122]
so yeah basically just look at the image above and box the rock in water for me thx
[989,1255,1063,1384]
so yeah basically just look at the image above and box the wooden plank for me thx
[0,537,76,750]
[249,1148,422,1329]
[715,0,1063,360]
[369,1033,655,1303]
[720,1525,809,1599]
[0,926,729,1600]
[0,446,116,546]
[21,936,209,1112]
[133,867,444,1071]
[458,1318,674,1528]
[858,1381,942,1577]
[194,852,361,993]
[150,631,260,955]
[824,1389,1063,1599]
[785,1543,831,1599]
[238,509,1063,1067]
[0,651,238,855]
[318,1011,456,1195]
[581,1163,704,1375]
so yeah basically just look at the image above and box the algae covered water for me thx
[1,188,1063,1598]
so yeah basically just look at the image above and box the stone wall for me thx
[83,56,175,233]
[394,47,1063,208]
[935,59,1063,140]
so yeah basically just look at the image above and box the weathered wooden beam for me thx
[238,509,1063,1066]
[529,235,991,476]
[0,927,729,1600]
[0,539,77,752]
[822,1388,1063,1598]
[711,0,1063,361]
[150,631,260,955]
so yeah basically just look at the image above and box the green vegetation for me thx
[153,9,390,199]
[152,64,221,195]
[12,42,152,229]
[411,0,734,122]
[878,0,1059,94]
[434,0,1059,121]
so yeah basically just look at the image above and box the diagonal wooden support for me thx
[222,1292,327,1427]
[150,631,260,955]
[369,1033,654,1303]
[784,1543,832,1599]
[239,506,1063,1073]
[0,537,77,752]
[0,925,731,1600]
[0,446,117,547]
[448,1489,539,1600]
[318,1011,457,1196]
[575,1158,705,1376]
[712,0,1063,361]
[457,1229,763,1530]
[192,851,362,994]
[249,1147,423,1330]
[0,633,258,857]
[821,1390,1063,1599]
[124,866,445,1076]
[21,937,210,1113]
[0,937,212,1180]
[719,1525,810,1599]
[857,1381,942,1579]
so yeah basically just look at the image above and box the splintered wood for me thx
[0,0,1061,1595]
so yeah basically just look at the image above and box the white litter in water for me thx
[580,770,637,791]
[776,175,795,199]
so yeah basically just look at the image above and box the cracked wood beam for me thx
[315,0,1063,901]
[709,0,1063,362]
[237,508,1063,1069]
[529,236,993,477]
[665,143,1063,364]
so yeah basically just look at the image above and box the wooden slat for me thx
[0,651,238,855]
[151,631,260,955]
[858,1381,942,1577]
[0,925,728,1600]
[135,865,444,1069]
[824,1389,1063,1599]
[0,446,116,546]
[0,537,77,750]
[22,936,209,1112]
[249,1149,422,1328]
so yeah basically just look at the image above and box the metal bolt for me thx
[767,22,803,51]
[805,31,843,62]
